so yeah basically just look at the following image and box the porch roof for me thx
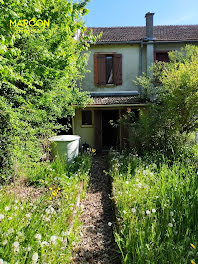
[89,95,145,106]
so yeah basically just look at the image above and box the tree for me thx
[129,45,198,155]
[0,0,97,177]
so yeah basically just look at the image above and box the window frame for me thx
[94,52,122,87]
[81,110,94,128]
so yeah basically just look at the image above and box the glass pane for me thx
[106,56,113,84]
[82,111,92,125]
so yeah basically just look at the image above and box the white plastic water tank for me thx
[49,135,80,163]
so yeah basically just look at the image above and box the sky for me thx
[85,0,198,27]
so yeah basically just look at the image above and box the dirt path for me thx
[72,154,121,264]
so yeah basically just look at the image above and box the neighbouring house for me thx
[72,12,198,151]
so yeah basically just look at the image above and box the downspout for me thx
[138,39,144,95]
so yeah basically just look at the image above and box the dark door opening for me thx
[102,110,119,150]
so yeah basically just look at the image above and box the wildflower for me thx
[5,206,10,211]
[191,260,196,264]
[126,181,129,185]
[13,241,20,253]
[41,241,49,247]
[92,148,96,153]
[0,259,3,264]
[52,191,57,197]
[49,197,52,200]
[49,187,52,191]
[2,240,8,245]
[131,208,136,213]
[108,222,112,226]
[190,243,196,249]
[35,234,42,240]
[32,252,38,263]
[27,245,31,251]
[146,210,151,215]
[168,223,173,227]
[26,213,32,218]
[170,211,174,217]
[0,214,5,221]
[152,209,156,213]
[50,235,57,244]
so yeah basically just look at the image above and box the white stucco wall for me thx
[81,44,140,92]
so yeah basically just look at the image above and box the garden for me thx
[0,154,91,264]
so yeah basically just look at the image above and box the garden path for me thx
[72,154,121,264]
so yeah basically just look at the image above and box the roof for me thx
[90,95,144,105]
[88,25,198,43]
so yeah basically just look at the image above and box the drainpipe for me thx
[144,12,155,75]
[138,39,144,94]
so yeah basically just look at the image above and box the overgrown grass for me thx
[0,154,91,264]
[110,152,198,264]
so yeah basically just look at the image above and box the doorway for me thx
[102,110,119,150]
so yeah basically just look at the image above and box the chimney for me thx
[145,12,155,40]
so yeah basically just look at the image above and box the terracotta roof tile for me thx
[91,95,144,105]
[88,25,198,43]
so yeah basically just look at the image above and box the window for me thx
[94,53,122,86]
[82,110,92,125]
[155,51,170,62]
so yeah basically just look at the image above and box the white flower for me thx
[35,234,42,240]
[13,241,19,248]
[2,240,8,245]
[50,235,57,244]
[0,214,5,221]
[5,206,10,211]
[26,213,32,218]
[41,241,48,247]
[137,183,142,188]
[146,210,151,215]
[131,208,136,213]
[123,210,126,214]
[108,222,112,226]
[14,206,18,210]
[13,241,20,253]
[32,252,38,263]
[125,181,129,185]
[27,245,31,251]
[152,209,156,213]
[170,211,174,217]
[8,217,12,220]
[168,223,173,227]
[0,259,3,264]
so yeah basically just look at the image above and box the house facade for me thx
[73,13,198,151]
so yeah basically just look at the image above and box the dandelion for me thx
[35,234,42,240]
[168,223,173,227]
[2,240,8,245]
[41,241,49,247]
[152,209,156,213]
[49,187,52,190]
[5,206,10,211]
[0,214,5,221]
[32,252,38,263]
[170,211,174,217]
[146,210,151,215]
[131,208,136,213]
[50,235,57,244]
[13,241,20,253]
[190,243,196,249]
[26,213,32,218]
[108,222,112,226]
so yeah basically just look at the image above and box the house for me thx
[72,13,198,151]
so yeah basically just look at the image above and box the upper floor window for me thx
[155,51,170,62]
[94,53,122,86]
